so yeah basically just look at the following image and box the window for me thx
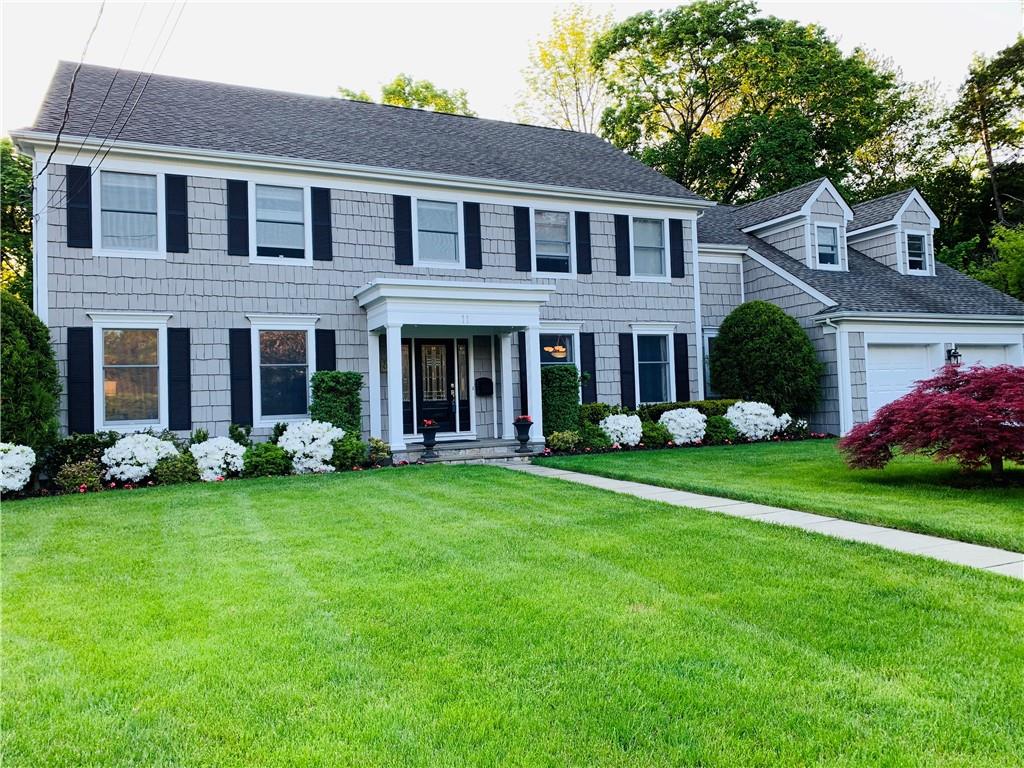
[255,184,305,259]
[632,217,666,278]
[540,334,575,367]
[534,210,571,273]
[416,199,459,264]
[703,333,719,399]
[906,233,927,272]
[816,225,839,267]
[637,335,670,403]
[102,328,160,423]
[101,171,158,252]
[258,330,309,417]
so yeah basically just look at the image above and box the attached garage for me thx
[865,343,940,417]
[957,344,1015,367]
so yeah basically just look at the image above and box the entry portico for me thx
[355,279,557,450]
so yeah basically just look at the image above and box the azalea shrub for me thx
[55,458,105,494]
[703,415,740,446]
[658,407,707,444]
[725,401,790,441]
[279,420,345,474]
[641,420,673,448]
[190,436,246,482]
[840,364,1024,478]
[1,443,36,494]
[599,414,643,447]
[242,442,293,478]
[101,434,179,483]
[153,453,200,485]
[548,430,582,452]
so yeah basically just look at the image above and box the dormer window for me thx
[815,224,840,269]
[906,233,927,273]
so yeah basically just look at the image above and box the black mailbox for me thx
[475,377,494,397]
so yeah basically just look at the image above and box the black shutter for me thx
[575,212,592,275]
[580,332,597,404]
[315,329,336,371]
[464,202,482,269]
[312,187,332,261]
[393,195,413,265]
[165,174,189,253]
[167,328,191,430]
[669,218,685,279]
[227,180,249,256]
[673,333,691,402]
[618,333,636,409]
[513,206,532,272]
[66,327,94,434]
[614,214,631,276]
[517,331,528,414]
[66,165,92,249]
[229,328,253,427]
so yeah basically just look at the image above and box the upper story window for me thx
[815,224,839,268]
[255,184,305,259]
[100,171,158,252]
[416,199,459,264]
[101,328,161,425]
[534,210,571,273]
[906,233,927,273]
[633,217,666,278]
[637,334,670,403]
[257,329,310,418]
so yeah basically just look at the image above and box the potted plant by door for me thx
[420,418,440,460]
[513,414,534,453]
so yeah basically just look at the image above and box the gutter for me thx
[815,311,1024,325]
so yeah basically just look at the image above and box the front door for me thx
[414,339,456,432]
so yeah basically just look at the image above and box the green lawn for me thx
[537,440,1024,552]
[4,466,1023,767]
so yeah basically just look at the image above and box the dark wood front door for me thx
[414,339,456,432]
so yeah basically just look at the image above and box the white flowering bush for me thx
[777,413,793,433]
[101,433,179,483]
[1,443,36,494]
[724,401,795,441]
[278,420,345,474]
[599,413,643,447]
[659,408,707,444]
[190,436,245,482]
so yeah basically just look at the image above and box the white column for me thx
[490,336,498,440]
[385,323,405,450]
[525,324,544,441]
[500,333,514,440]
[367,329,382,439]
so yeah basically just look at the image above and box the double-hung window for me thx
[102,328,161,424]
[637,335,670,403]
[100,171,158,252]
[534,210,571,273]
[906,233,927,272]
[416,199,459,264]
[816,225,839,267]
[632,217,666,278]
[255,184,305,259]
[540,334,575,367]
[257,329,310,419]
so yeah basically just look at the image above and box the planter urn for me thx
[420,427,439,460]
[514,421,533,453]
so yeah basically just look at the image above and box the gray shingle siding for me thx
[760,224,807,264]
[699,262,743,328]
[848,332,868,424]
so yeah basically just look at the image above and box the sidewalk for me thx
[506,464,1024,579]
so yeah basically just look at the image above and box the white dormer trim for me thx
[847,189,940,238]
[741,178,854,234]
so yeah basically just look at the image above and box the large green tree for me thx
[592,0,897,203]
[1,138,33,307]
[338,74,475,116]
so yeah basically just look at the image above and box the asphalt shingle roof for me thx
[848,188,914,233]
[731,178,827,229]
[27,62,702,201]
[698,205,1024,317]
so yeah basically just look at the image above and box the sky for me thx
[2,0,1022,138]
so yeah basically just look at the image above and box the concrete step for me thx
[396,440,543,464]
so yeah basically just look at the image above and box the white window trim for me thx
[631,322,677,404]
[91,168,166,260]
[247,313,319,427]
[904,229,931,275]
[88,311,172,432]
[539,322,583,403]
[412,194,465,268]
[814,222,843,271]
[703,329,718,399]
[530,205,576,278]
[630,216,670,282]
[249,183,314,266]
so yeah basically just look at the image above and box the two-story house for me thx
[12,63,1024,451]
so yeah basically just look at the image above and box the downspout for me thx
[823,316,853,435]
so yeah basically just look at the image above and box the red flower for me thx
[125,483,134,490]
[216,475,225,482]
[78,484,88,494]
[514,414,533,424]
[421,418,438,428]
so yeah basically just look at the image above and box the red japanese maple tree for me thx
[840,364,1024,479]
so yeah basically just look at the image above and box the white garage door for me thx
[957,344,1012,367]
[866,343,936,416]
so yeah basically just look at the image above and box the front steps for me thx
[395,439,544,465]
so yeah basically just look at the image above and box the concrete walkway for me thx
[506,464,1024,579]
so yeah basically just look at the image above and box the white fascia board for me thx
[847,189,941,237]
[13,130,713,216]
[815,312,1024,327]
[740,211,804,234]
[846,221,898,240]
[743,249,838,307]
[800,179,854,222]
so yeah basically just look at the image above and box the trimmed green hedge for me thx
[310,371,363,436]
[636,399,740,422]
[541,365,580,436]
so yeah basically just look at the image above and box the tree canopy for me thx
[338,74,475,116]
[1,138,33,306]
